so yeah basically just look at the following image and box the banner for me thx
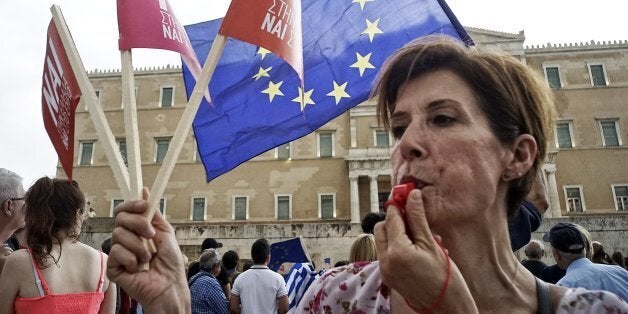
[41,19,81,179]
[184,0,472,182]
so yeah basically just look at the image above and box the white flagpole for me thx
[50,5,131,199]
[120,51,143,200]
[144,34,227,221]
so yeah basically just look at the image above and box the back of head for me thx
[101,237,112,255]
[201,237,223,251]
[199,248,222,272]
[251,238,270,264]
[361,212,385,234]
[375,35,556,216]
[524,239,545,259]
[25,177,85,268]
[349,233,377,263]
[222,250,239,270]
[544,222,587,263]
[0,168,24,205]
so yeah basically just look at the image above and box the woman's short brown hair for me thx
[375,35,556,216]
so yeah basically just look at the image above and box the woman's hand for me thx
[374,189,477,313]
[106,188,191,314]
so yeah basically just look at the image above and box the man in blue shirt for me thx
[189,249,229,314]
[545,222,628,301]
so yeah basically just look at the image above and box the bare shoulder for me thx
[1,249,32,280]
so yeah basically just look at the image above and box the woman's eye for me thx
[432,115,456,126]
[391,126,406,139]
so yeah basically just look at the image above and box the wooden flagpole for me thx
[120,51,143,201]
[51,5,131,199]
[144,34,227,222]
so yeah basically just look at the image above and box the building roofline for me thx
[525,40,628,52]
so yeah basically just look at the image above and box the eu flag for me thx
[267,237,311,271]
[184,0,472,182]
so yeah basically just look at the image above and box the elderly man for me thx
[545,222,628,301]
[521,239,548,278]
[0,169,26,258]
[189,248,229,314]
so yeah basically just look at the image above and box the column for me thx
[350,118,357,148]
[349,175,360,223]
[545,165,561,218]
[369,174,379,212]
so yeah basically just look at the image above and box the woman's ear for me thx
[503,134,537,181]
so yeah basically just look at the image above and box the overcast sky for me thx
[1,0,626,188]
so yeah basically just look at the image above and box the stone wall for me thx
[80,215,627,268]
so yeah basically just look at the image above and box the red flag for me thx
[219,0,303,81]
[41,19,81,179]
[117,0,203,82]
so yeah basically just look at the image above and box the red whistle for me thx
[384,182,416,236]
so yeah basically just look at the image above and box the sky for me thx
[1,0,626,188]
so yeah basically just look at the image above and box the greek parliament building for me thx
[67,28,627,261]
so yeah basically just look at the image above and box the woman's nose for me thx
[396,124,427,160]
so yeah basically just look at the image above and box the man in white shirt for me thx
[230,238,289,314]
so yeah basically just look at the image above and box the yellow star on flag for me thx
[350,52,375,77]
[257,47,271,60]
[352,0,374,10]
[327,81,350,105]
[362,18,383,43]
[252,66,273,81]
[261,80,284,102]
[292,87,315,111]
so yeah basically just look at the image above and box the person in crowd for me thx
[361,212,385,234]
[223,250,240,284]
[104,37,628,313]
[0,177,116,313]
[349,233,378,263]
[592,241,615,264]
[230,238,289,314]
[521,239,548,278]
[539,264,566,284]
[189,249,229,314]
[298,36,627,312]
[611,251,626,269]
[0,168,27,271]
[545,222,628,301]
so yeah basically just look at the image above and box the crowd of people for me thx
[2,35,628,313]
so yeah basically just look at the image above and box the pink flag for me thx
[117,0,203,84]
[219,0,303,81]
[41,19,81,179]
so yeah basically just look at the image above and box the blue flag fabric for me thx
[184,0,472,182]
[267,237,311,271]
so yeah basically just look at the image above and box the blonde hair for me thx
[349,233,377,263]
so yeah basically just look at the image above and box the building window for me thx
[319,194,335,219]
[588,63,608,86]
[155,137,171,163]
[612,185,628,211]
[599,120,620,147]
[191,197,205,221]
[117,138,128,166]
[79,141,95,165]
[160,86,174,108]
[544,66,562,89]
[564,186,585,212]
[556,122,573,148]
[375,130,390,147]
[159,198,166,215]
[276,195,291,220]
[277,143,291,160]
[111,199,124,216]
[233,196,248,220]
[318,132,334,157]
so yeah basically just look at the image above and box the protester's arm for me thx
[374,189,478,313]
[100,276,117,314]
[106,188,191,314]
[229,294,241,314]
[277,295,289,314]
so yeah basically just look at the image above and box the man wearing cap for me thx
[545,222,628,301]
[201,238,232,301]
[189,249,229,314]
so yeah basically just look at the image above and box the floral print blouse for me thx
[297,261,627,314]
